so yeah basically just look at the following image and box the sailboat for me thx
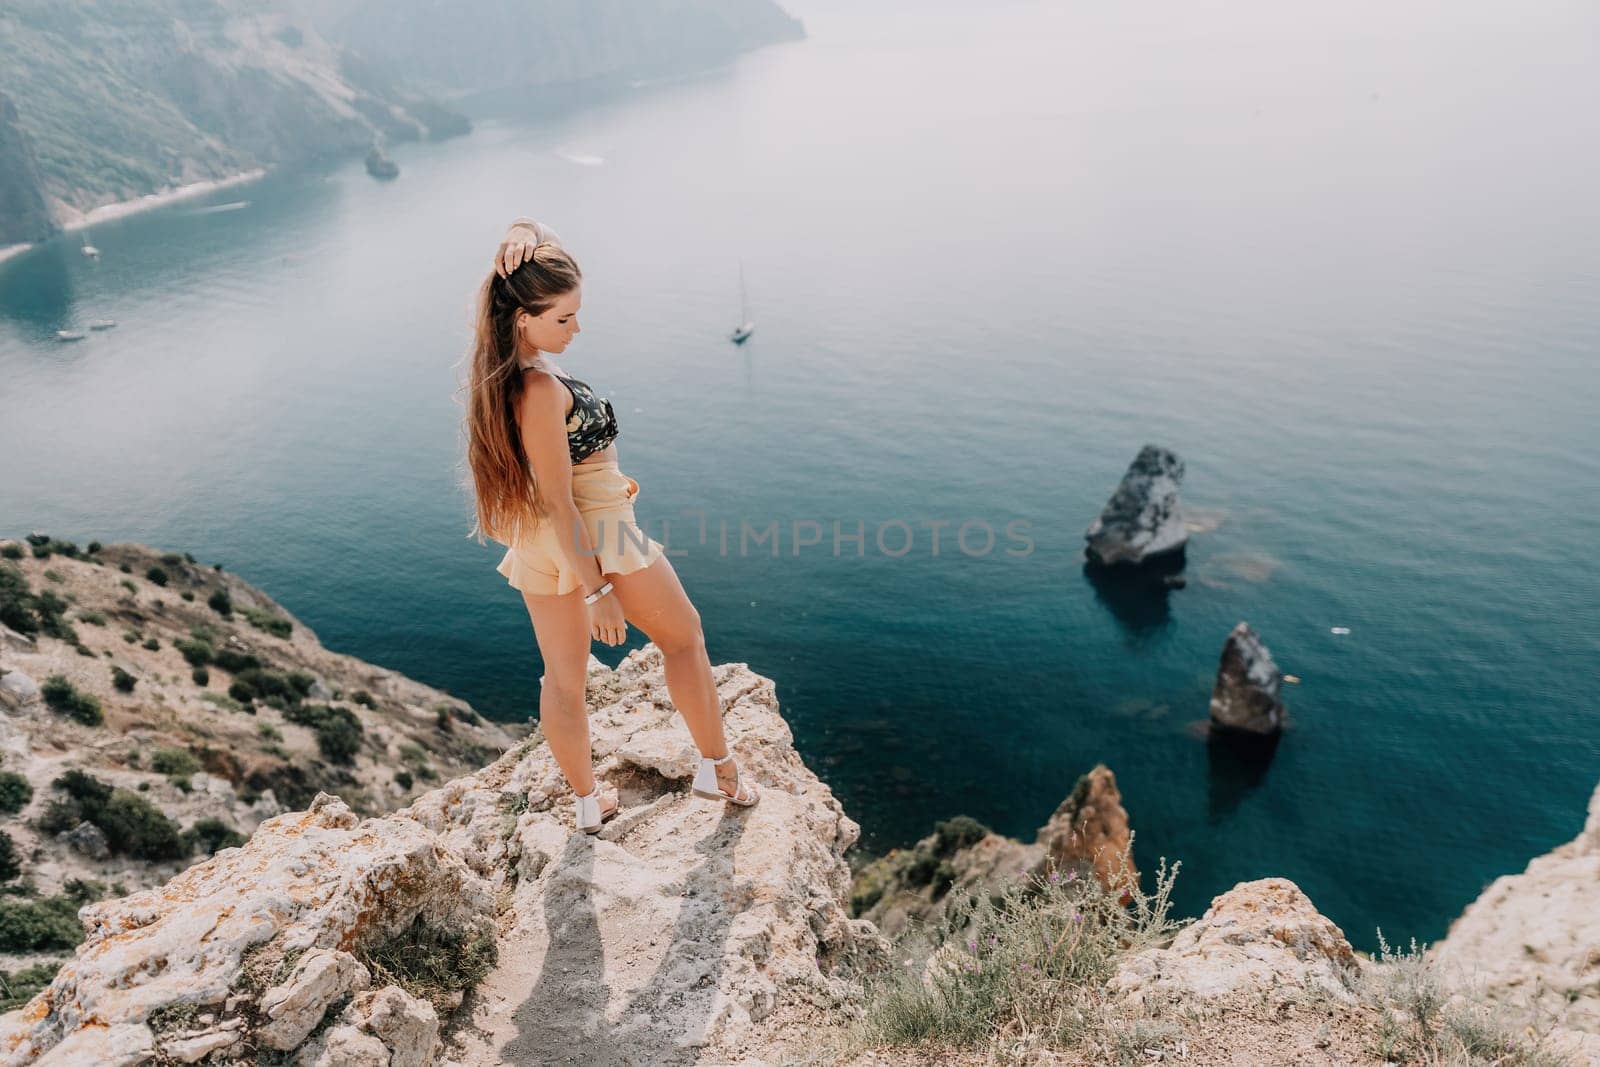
[729,261,755,344]
[80,234,100,259]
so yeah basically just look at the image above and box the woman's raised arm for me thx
[495,216,564,278]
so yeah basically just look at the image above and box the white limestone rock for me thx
[1110,878,1360,1009]
[0,668,39,709]
[1430,780,1600,1061]
[257,949,372,1051]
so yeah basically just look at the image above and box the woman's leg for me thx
[605,555,750,799]
[520,586,614,815]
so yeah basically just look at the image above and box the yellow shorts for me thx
[495,462,666,597]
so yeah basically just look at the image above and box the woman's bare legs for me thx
[521,587,617,818]
[607,554,754,802]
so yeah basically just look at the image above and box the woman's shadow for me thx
[508,804,751,1066]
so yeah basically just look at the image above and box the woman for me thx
[462,216,758,835]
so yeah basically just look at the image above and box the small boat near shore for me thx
[89,318,117,331]
[56,329,86,342]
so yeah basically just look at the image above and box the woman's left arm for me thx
[496,216,563,277]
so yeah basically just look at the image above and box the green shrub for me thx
[121,629,138,644]
[0,961,62,1011]
[87,541,102,553]
[96,791,188,860]
[42,569,63,584]
[212,648,260,673]
[111,665,136,693]
[351,690,376,708]
[150,748,201,778]
[0,565,76,641]
[120,563,132,573]
[230,667,308,707]
[257,723,282,741]
[0,544,21,560]
[180,591,194,602]
[143,637,159,651]
[241,606,292,639]
[0,895,82,953]
[145,566,168,587]
[434,707,453,732]
[854,859,1181,1055]
[284,704,363,764]
[395,770,413,790]
[174,638,213,667]
[42,771,187,862]
[207,589,232,616]
[40,675,103,726]
[361,916,496,1014]
[160,553,182,566]
[185,818,246,855]
[77,610,106,626]
[119,579,137,594]
[0,832,20,883]
[199,692,244,714]
[192,666,210,686]
[0,773,34,815]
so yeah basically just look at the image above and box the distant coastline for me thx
[0,168,267,267]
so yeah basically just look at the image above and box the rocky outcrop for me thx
[852,765,1135,936]
[1084,445,1190,566]
[1110,878,1360,1009]
[1033,764,1136,898]
[0,646,884,1066]
[1209,621,1288,736]
[1431,780,1600,1062]
[0,94,54,246]
[0,535,517,998]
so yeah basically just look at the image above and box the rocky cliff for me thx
[0,645,882,1065]
[0,534,517,1012]
[0,0,469,234]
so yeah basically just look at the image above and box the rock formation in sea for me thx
[1208,620,1288,736]
[851,764,1136,938]
[1083,445,1190,567]
[0,94,55,246]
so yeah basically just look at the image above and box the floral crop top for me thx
[552,374,620,463]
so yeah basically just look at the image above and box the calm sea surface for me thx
[3,0,1597,948]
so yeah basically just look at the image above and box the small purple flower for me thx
[967,938,978,953]
[1073,911,1083,923]
[1065,869,1078,883]
[1048,870,1061,884]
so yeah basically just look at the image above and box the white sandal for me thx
[691,752,759,807]
[574,785,618,834]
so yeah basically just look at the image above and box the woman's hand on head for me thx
[496,226,539,278]
[588,591,627,647]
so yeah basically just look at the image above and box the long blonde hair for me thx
[459,243,583,545]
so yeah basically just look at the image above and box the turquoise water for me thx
[3,0,1597,949]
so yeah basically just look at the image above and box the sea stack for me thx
[1033,763,1137,900]
[1084,445,1189,566]
[1209,621,1287,736]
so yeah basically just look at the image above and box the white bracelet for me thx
[583,581,613,606]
